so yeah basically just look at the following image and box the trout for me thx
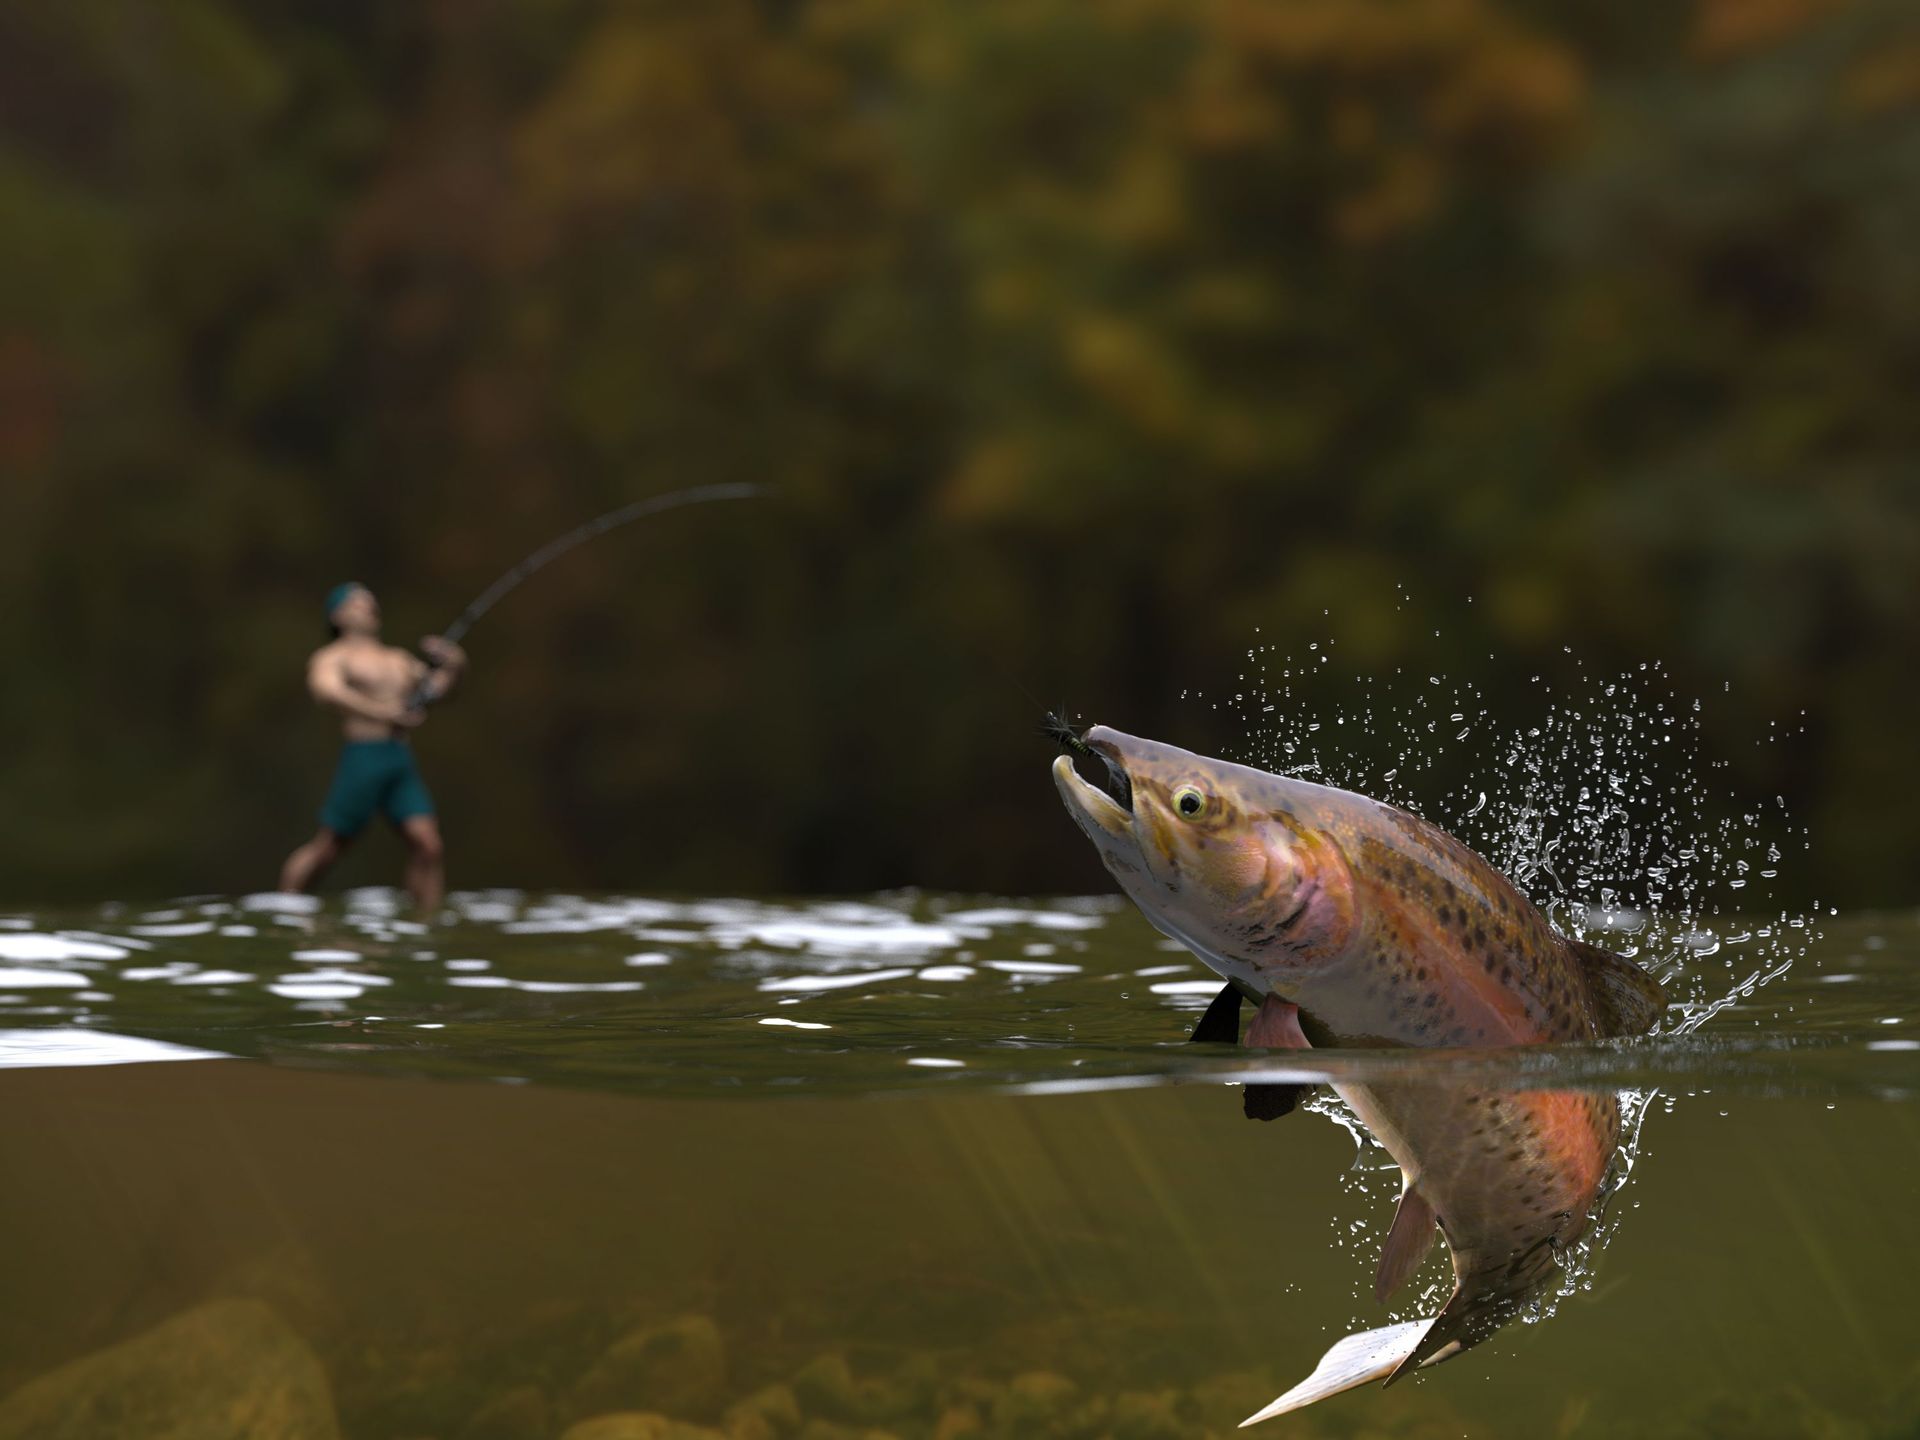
[1050,726,1664,1424]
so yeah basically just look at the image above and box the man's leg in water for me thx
[289,743,381,894]
[399,815,445,914]
[279,829,347,893]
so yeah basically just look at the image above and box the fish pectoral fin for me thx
[1189,982,1243,1044]
[1244,994,1310,1050]
[1567,937,1666,1037]
[1187,988,1308,1119]
[1239,1319,1433,1427]
[1242,1082,1306,1122]
[1240,993,1311,1121]
[1374,1182,1438,1303]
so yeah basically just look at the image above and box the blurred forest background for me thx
[2,0,1917,906]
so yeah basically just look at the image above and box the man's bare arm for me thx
[308,649,417,726]
[418,636,467,702]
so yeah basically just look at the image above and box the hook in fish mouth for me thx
[1044,711,1133,815]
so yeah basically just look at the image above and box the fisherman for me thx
[278,583,466,913]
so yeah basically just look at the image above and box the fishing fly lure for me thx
[1042,707,1094,757]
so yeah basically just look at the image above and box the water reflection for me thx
[1235,1069,1634,1424]
[0,1028,226,1067]
[0,892,1910,1103]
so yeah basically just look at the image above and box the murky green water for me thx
[1,890,1916,1439]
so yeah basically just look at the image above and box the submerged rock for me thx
[1187,1371,1279,1434]
[790,1354,864,1418]
[562,1416,727,1440]
[0,1297,339,1440]
[1108,1389,1190,1440]
[794,1422,899,1440]
[212,1242,343,1343]
[990,1371,1080,1434]
[723,1382,802,1440]
[460,1383,550,1440]
[1646,1388,1871,1440]
[1061,1397,1115,1437]
[572,1315,728,1421]
[930,1403,984,1440]
[789,1353,917,1426]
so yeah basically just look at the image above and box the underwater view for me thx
[1,886,1915,1440]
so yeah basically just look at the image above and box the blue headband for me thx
[325,582,364,619]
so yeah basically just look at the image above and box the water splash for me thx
[1205,626,1819,1024]
[1197,616,1825,1326]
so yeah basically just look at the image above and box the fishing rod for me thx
[409,481,765,709]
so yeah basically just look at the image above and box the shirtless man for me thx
[279,583,466,913]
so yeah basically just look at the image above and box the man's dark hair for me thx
[324,581,365,640]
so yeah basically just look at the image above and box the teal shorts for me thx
[319,740,435,839]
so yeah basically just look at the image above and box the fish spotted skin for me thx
[1050,726,1663,1410]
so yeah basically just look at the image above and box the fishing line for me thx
[410,477,1087,764]
[949,627,1092,756]
[933,601,1099,759]
[410,481,764,708]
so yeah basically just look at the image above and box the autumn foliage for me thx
[1,1,1916,903]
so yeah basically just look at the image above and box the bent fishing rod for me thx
[409,481,765,710]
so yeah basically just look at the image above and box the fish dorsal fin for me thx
[1375,1181,1437,1303]
[1566,938,1666,1037]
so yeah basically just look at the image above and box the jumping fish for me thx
[1050,725,1664,1425]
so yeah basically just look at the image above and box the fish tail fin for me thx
[1383,1280,1500,1386]
[1238,1319,1432,1427]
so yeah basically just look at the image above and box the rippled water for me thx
[0,890,1916,1439]
[2,889,1913,1098]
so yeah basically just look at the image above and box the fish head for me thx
[1052,726,1356,974]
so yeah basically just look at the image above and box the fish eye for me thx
[1173,785,1205,819]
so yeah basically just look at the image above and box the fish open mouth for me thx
[1091,746,1133,813]
[1044,712,1134,814]
[1052,752,1133,835]
[1049,720,1136,842]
